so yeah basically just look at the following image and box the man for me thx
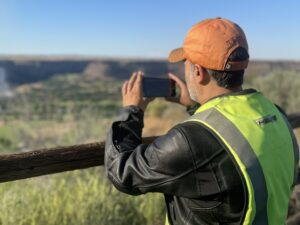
[105,17,299,225]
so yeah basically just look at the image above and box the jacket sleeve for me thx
[104,105,198,197]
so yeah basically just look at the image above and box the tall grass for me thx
[0,168,165,225]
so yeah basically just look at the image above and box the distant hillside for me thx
[0,55,300,87]
[0,56,177,86]
[0,73,124,121]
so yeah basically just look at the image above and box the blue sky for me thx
[1,0,300,60]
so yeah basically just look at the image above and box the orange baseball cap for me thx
[168,17,249,71]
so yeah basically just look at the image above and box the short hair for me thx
[205,47,249,88]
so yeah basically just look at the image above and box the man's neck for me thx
[199,86,243,105]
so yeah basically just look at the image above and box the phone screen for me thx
[142,77,176,97]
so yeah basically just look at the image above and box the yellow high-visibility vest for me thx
[166,90,298,225]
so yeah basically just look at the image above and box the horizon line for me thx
[0,53,300,62]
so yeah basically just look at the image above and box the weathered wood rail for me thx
[0,113,299,184]
[0,136,157,183]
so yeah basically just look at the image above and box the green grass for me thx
[0,117,115,153]
[0,125,18,152]
[0,73,123,121]
[0,168,165,225]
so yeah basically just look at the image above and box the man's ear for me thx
[194,64,209,85]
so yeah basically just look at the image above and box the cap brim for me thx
[168,47,185,63]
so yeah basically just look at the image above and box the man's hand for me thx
[165,73,197,107]
[122,71,155,112]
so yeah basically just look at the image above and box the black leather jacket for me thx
[104,89,268,225]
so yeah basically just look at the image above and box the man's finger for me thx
[135,71,143,91]
[128,72,138,91]
[168,73,186,90]
[122,80,129,95]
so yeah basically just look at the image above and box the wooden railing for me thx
[0,136,157,183]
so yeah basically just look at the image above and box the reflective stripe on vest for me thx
[188,108,268,225]
[165,213,169,225]
[165,91,298,225]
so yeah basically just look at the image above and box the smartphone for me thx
[142,77,176,97]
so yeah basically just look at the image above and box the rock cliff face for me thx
[0,56,300,87]
[0,59,91,85]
